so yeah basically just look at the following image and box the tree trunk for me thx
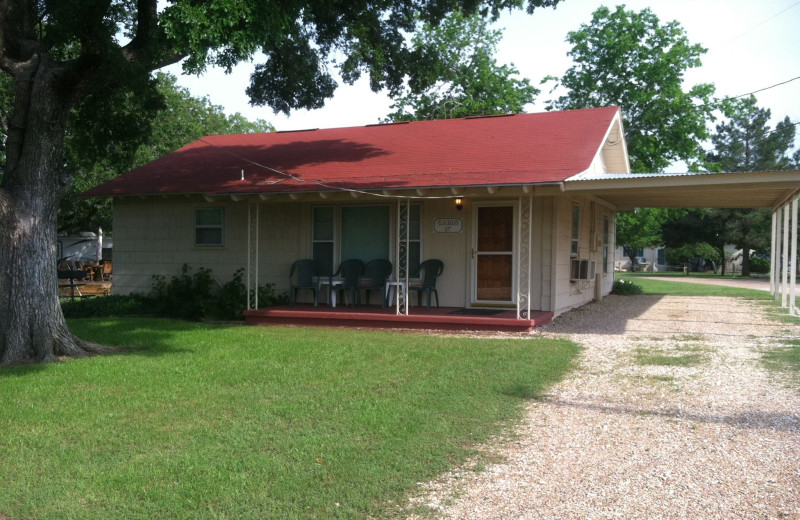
[740,244,751,277]
[0,57,104,366]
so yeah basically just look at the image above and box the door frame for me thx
[470,200,518,307]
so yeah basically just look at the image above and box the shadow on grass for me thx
[547,398,800,433]
[67,317,243,360]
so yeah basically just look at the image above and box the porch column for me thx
[517,193,533,319]
[782,202,790,308]
[395,199,410,315]
[247,201,260,310]
[770,210,777,297]
[791,198,798,315]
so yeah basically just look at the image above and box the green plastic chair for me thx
[413,259,444,310]
[361,259,393,307]
[289,259,319,306]
[330,259,364,306]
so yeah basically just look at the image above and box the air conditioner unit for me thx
[570,259,596,281]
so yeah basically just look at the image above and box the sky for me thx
[164,0,800,170]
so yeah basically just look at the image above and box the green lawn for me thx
[0,319,579,520]
[616,274,772,300]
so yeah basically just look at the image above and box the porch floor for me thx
[243,305,553,332]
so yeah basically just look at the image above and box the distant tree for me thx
[547,5,715,173]
[704,96,797,275]
[58,73,274,234]
[661,209,730,274]
[616,208,670,267]
[386,12,538,121]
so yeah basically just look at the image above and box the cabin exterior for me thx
[84,106,800,326]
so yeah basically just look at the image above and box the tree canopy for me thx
[385,12,537,121]
[547,5,715,173]
[58,73,274,235]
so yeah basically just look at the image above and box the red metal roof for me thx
[83,107,621,197]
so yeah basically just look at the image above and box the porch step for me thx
[243,306,553,332]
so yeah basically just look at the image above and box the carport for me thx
[562,169,800,314]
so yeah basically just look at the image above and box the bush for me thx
[149,264,215,320]
[750,256,770,274]
[61,294,153,319]
[208,268,288,320]
[613,279,644,295]
[61,265,289,321]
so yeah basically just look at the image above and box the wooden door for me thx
[473,205,514,303]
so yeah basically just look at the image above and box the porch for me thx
[243,305,553,332]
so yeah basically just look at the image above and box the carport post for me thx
[782,203,790,308]
[770,210,777,297]
[792,198,798,315]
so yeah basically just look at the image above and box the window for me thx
[341,205,391,261]
[603,215,609,275]
[195,207,224,246]
[571,204,580,258]
[657,248,666,266]
[310,204,421,275]
[312,206,334,276]
[623,247,644,258]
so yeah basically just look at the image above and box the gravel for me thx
[406,295,800,520]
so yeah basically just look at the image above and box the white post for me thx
[792,198,798,315]
[770,210,777,297]
[782,203,790,308]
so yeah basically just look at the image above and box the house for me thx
[614,246,666,272]
[84,107,800,327]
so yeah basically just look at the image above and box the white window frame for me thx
[194,207,225,246]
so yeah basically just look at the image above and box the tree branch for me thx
[121,0,185,71]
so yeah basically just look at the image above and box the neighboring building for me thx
[57,230,112,264]
[614,246,666,272]
[84,107,800,320]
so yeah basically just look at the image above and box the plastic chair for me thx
[330,259,364,306]
[413,259,444,310]
[361,259,393,307]
[289,259,319,306]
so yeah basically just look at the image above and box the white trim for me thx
[471,201,518,306]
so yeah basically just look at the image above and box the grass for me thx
[633,349,706,367]
[0,319,580,520]
[761,341,800,386]
[616,274,771,300]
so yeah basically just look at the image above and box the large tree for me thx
[547,5,715,173]
[59,72,274,235]
[0,0,561,366]
[385,12,537,121]
[703,95,797,276]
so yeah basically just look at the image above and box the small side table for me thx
[318,280,344,307]
[384,280,408,307]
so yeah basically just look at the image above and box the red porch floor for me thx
[243,305,553,332]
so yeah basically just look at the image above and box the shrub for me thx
[61,294,153,319]
[149,264,215,320]
[613,279,644,295]
[749,256,770,274]
[208,268,288,320]
[150,265,288,321]
[62,265,289,321]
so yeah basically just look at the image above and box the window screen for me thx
[195,207,224,246]
[341,206,390,262]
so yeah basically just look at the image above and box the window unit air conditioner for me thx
[570,259,596,281]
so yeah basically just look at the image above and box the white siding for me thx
[551,196,613,316]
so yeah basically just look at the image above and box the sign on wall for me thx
[433,218,463,233]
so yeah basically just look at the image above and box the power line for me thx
[730,76,800,100]
[720,0,800,45]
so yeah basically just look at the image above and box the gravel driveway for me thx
[407,295,800,519]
